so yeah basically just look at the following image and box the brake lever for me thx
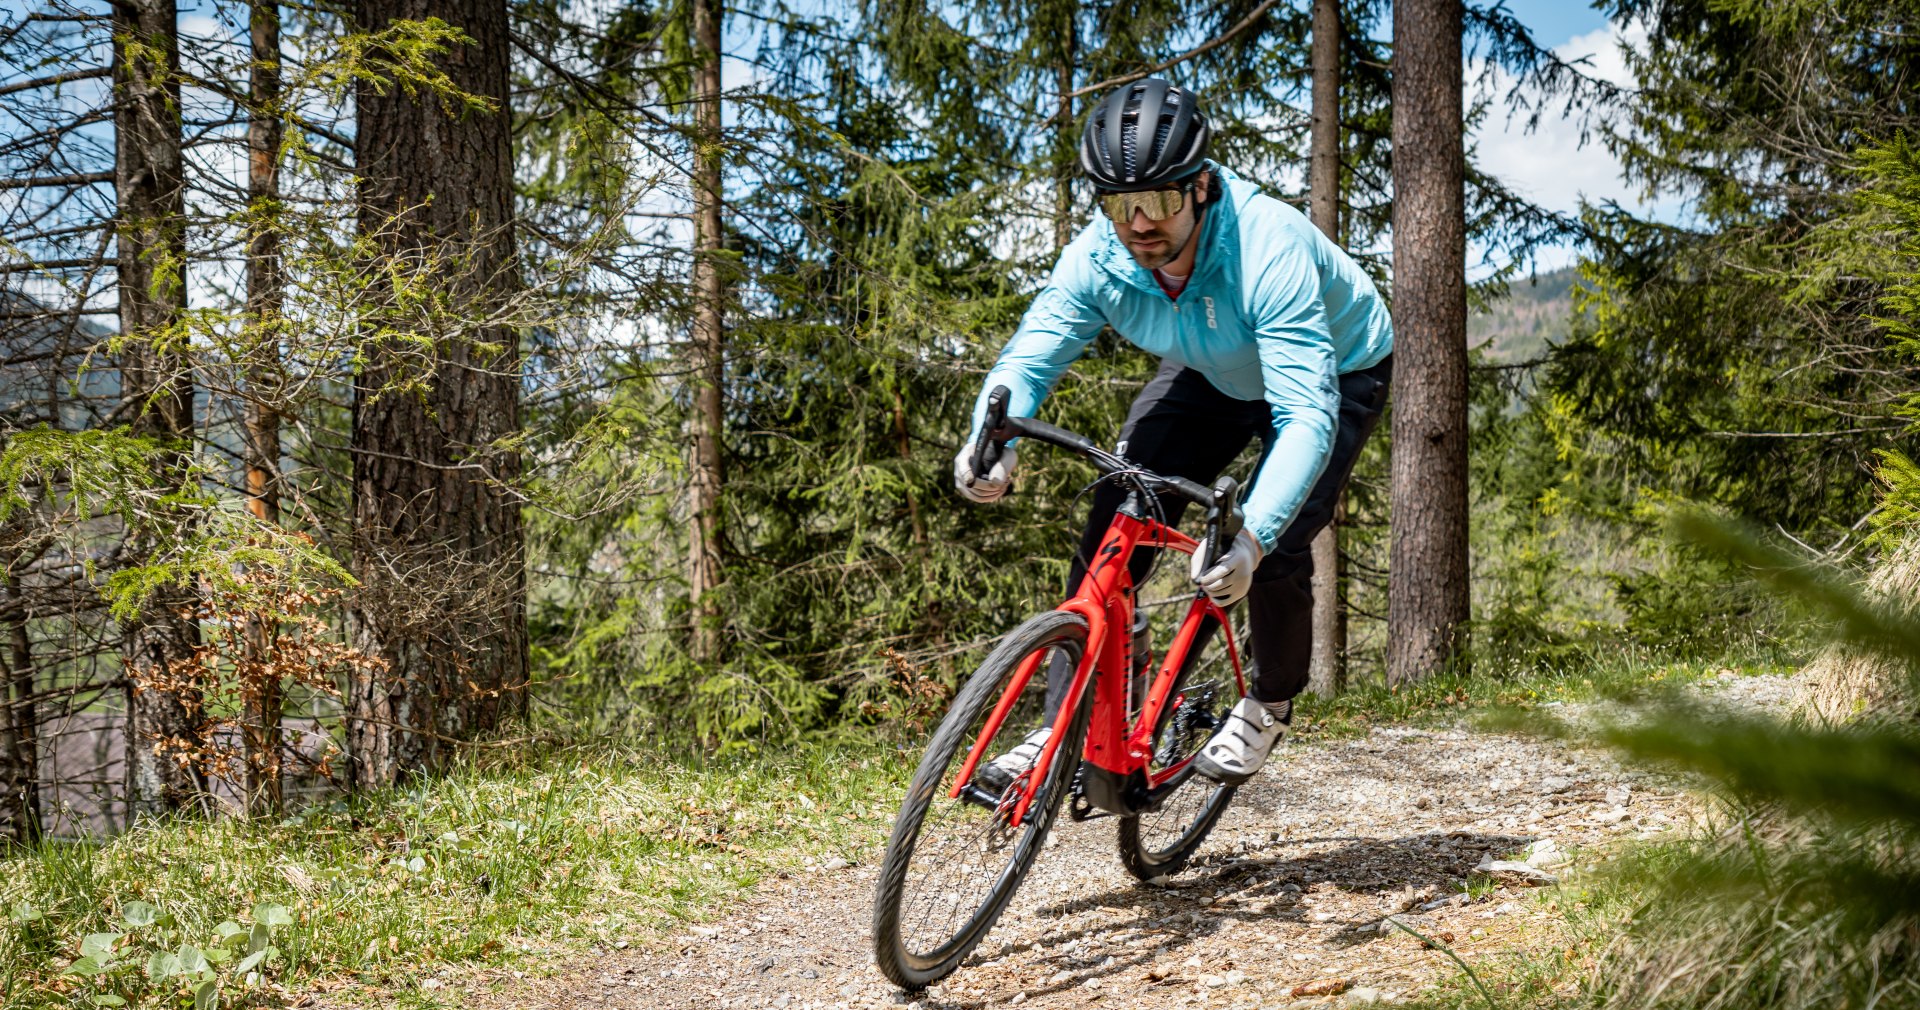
[972,384,1013,490]
[1202,475,1243,571]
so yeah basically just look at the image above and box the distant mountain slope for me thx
[1469,265,1580,365]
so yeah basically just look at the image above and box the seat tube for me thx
[1079,512,1150,776]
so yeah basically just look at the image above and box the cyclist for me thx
[956,78,1393,787]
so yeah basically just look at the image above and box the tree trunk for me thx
[1306,0,1347,698]
[348,0,526,787]
[686,0,726,663]
[1387,0,1470,686]
[1053,4,1077,252]
[0,567,38,844]
[241,0,284,817]
[115,0,206,816]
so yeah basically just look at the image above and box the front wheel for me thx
[872,610,1093,990]
[1117,610,1243,880]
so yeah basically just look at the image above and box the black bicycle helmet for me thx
[1079,79,1211,192]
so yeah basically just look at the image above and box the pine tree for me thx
[347,0,527,785]
[1388,0,1470,685]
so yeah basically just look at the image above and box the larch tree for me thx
[347,0,526,785]
[1387,0,1469,685]
[114,0,207,815]
[686,0,726,663]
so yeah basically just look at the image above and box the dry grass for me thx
[1795,538,1920,725]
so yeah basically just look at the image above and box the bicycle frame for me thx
[948,501,1247,827]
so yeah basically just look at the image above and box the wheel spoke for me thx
[884,633,1082,966]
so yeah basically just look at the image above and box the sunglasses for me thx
[1097,180,1196,224]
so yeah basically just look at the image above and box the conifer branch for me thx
[1065,0,1286,99]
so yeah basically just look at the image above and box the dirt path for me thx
[450,674,1792,1010]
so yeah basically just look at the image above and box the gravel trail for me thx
[451,673,1792,1010]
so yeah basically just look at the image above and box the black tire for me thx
[872,610,1092,990]
[1117,611,1243,880]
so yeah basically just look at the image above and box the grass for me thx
[1393,840,1695,1010]
[0,738,911,1009]
[0,648,1787,1010]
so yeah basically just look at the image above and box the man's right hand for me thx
[953,442,1017,503]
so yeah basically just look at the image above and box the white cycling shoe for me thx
[973,725,1052,795]
[1191,697,1290,785]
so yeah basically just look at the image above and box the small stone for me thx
[1605,786,1632,806]
[1009,993,1028,1005]
[1049,970,1073,985]
[1202,974,1228,988]
[1539,776,1571,795]
[421,979,443,990]
[1225,970,1247,986]
[1598,809,1630,825]
[823,856,850,871]
[1415,795,1432,809]
[1146,875,1173,887]
[799,968,819,979]
[613,940,630,949]
[1346,987,1385,1005]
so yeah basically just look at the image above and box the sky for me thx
[1470,1,1669,272]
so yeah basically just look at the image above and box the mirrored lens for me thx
[1099,188,1186,223]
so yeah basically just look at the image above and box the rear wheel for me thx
[872,610,1093,990]
[1117,610,1243,880]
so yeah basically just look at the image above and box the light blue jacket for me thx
[972,165,1394,551]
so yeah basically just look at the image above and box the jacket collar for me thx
[1090,162,1249,296]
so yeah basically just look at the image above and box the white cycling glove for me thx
[953,442,1017,503]
[1190,528,1263,607]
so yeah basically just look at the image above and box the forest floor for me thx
[375,671,1795,1010]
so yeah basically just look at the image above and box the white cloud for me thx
[1469,20,1679,271]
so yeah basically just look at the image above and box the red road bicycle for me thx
[872,385,1251,989]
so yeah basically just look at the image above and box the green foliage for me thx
[1544,512,1920,1010]
[0,427,350,622]
[1546,1,1920,538]
[0,739,906,1006]
[15,896,295,1010]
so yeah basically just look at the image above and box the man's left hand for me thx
[1190,528,1263,607]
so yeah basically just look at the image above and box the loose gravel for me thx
[427,672,1794,1010]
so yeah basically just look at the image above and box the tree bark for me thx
[348,0,526,786]
[0,566,38,844]
[114,0,207,816]
[686,0,726,663]
[241,0,284,817]
[1387,0,1470,686]
[1306,0,1347,698]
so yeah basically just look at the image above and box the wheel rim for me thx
[1131,612,1239,862]
[892,636,1079,964]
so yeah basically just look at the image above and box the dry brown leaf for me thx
[1290,978,1353,997]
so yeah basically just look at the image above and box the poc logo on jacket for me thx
[1202,296,1217,329]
